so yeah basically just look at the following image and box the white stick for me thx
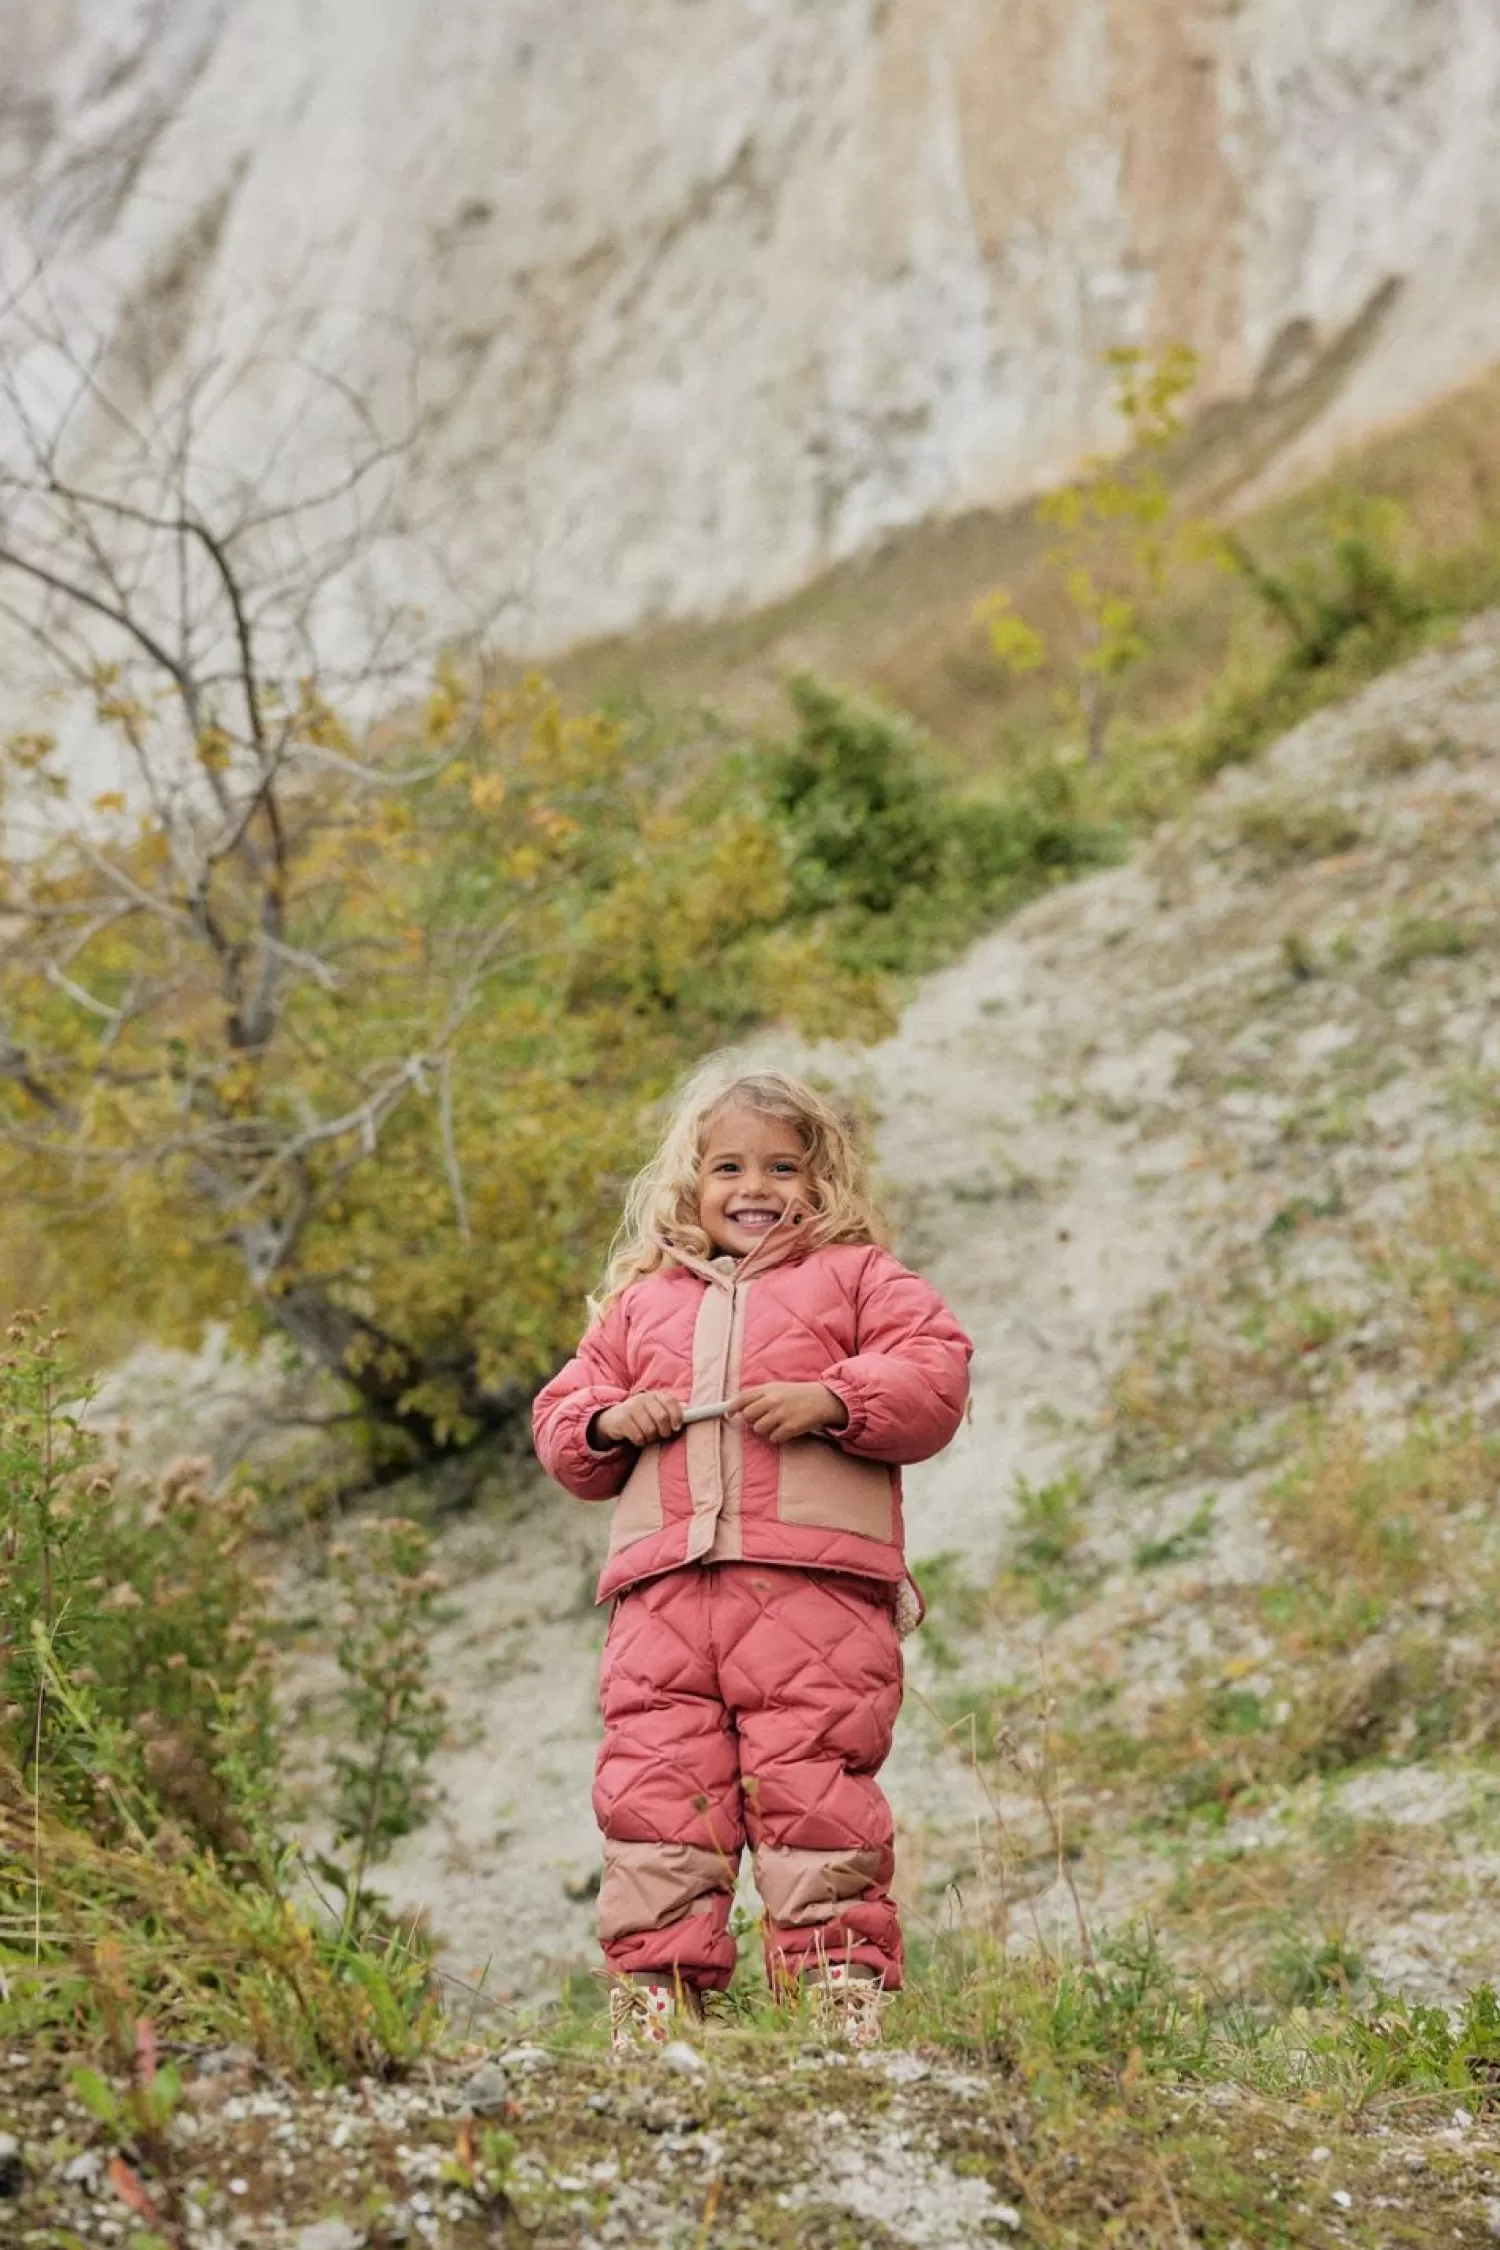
[680,1399,732,1425]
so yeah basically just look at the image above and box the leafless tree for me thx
[0,285,533,1450]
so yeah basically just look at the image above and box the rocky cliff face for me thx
[7,0,1500,658]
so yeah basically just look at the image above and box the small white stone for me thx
[292,2222,365,2250]
[1309,2146,1332,2163]
[994,2205,1022,2231]
[1332,2189,1352,2209]
[659,2040,707,2078]
[458,2065,511,2116]
[228,2179,249,2196]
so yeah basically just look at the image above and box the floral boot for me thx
[607,1974,703,2052]
[804,1961,890,2050]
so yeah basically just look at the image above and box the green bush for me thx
[765,674,949,916]
[0,1316,277,1864]
[1224,505,1429,678]
[0,1316,441,2074]
[1201,502,1435,773]
[763,674,1121,973]
[328,1516,447,1889]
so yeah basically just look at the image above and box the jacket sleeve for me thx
[819,1249,972,1465]
[531,1300,637,1501]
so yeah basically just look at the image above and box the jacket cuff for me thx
[582,1395,630,1456]
[820,1370,867,1446]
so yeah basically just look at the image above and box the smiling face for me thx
[696,1102,812,1258]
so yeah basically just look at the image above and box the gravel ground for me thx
[9,2031,1500,2248]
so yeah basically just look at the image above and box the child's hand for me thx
[729,1382,849,1444]
[592,1392,685,1447]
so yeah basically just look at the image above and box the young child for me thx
[532,1063,972,2048]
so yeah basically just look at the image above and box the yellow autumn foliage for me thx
[0,680,882,1454]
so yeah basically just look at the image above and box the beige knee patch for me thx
[597,1840,734,1943]
[753,1845,882,1927]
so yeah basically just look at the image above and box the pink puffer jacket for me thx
[533,1237,972,1604]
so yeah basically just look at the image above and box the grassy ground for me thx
[9,1946,1500,2246]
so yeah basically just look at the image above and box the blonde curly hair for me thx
[595,1057,886,1310]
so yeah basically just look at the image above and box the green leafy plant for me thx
[328,1516,447,1916]
[1263,1925,1367,2008]
[1,1313,103,1789]
[763,674,1119,974]
[765,674,950,917]
[1132,1494,1217,1570]
[0,1317,441,2078]
[70,2013,185,2196]
[1007,1470,1094,1616]
[1347,1982,1500,2095]
[1,1316,277,1860]
[1199,496,1436,775]
[1222,495,1429,677]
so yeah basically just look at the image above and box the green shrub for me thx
[328,1516,447,1904]
[1224,502,1429,679]
[0,1316,441,2075]
[1200,502,1435,773]
[0,1316,277,1864]
[765,674,950,916]
[763,674,1120,974]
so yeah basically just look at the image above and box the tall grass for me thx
[0,1317,445,2078]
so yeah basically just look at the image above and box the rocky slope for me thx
[284,609,1500,2021]
[45,609,1500,2250]
[8,1,1500,658]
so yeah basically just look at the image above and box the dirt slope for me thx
[348,611,1500,2014]
[30,611,1500,2250]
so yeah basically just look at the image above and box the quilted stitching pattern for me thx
[594,1564,904,1988]
[532,1244,972,1602]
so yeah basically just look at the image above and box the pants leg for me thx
[593,1569,744,1990]
[718,1566,904,1989]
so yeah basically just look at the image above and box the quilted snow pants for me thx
[593,1562,904,1991]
